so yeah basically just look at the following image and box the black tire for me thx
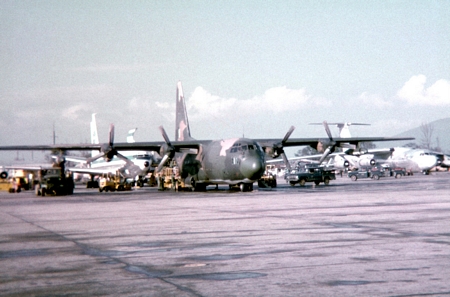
[324,177,330,185]
[351,175,357,181]
[299,179,306,186]
[0,171,8,179]
[373,174,380,180]
[314,181,320,186]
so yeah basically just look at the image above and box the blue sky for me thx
[1,1,449,162]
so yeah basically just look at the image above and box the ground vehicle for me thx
[285,164,336,186]
[258,165,278,188]
[35,168,74,196]
[348,165,389,181]
[98,172,133,192]
[385,166,407,178]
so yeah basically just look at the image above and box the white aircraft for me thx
[292,121,440,174]
[310,122,370,138]
[66,114,159,186]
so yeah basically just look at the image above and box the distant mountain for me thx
[390,117,450,153]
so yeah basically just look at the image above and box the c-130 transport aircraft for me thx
[0,82,414,191]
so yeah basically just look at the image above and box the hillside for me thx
[389,117,450,153]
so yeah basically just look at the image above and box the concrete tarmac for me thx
[1,173,450,296]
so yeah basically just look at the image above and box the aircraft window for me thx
[248,145,254,150]
[231,148,237,153]
[242,145,248,151]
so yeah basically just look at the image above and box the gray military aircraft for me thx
[0,81,414,191]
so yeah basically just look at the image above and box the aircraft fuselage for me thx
[177,138,266,186]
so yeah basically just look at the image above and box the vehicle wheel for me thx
[271,178,277,188]
[324,177,330,185]
[373,174,380,180]
[289,181,296,187]
[99,187,103,192]
[395,173,402,179]
[314,181,320,186]
[351,175,357,181]
[299,179,306,186]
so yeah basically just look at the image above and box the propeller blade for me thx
[318,146,333,164]
[116,151,133,165]
[323,121,333,141]
[155,154,170,173]
[281,153,291,171]
[109,124,115,146]
[282,126,295,144]
[86,153,104,164]
[159,126,172,146]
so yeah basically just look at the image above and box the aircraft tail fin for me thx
[90,113,99,158]
[175,81,193,141]
[127,128,137,143]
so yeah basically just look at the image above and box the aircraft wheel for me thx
[351,175,357,181]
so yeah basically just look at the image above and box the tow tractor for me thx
[35,167,74,196]
[257,164,278,188]
[98,172,133,192]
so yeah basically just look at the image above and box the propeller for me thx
[271,126,295,170]
[86,124,131,165]
[155,126,176,172]
[318,121,337,164]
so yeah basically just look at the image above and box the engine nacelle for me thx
[359,158,376,167]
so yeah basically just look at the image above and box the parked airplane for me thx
[0,82,414,191]
[66,114,159,186]
[309,122,370,138]
[292,123,439,174]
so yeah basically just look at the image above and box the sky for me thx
[1,1,449,163]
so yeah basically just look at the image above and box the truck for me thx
[348,165,388,181]
[35,167,74,196]
[285,164,336,186]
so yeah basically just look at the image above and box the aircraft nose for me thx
[240,156,265,180]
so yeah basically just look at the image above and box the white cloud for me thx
[397,75,450,105]
[61,104,90,120]
[185,86,326,121]
[358,92,394,108]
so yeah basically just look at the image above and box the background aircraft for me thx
[0,82,414,191]
[309,122,371,138]
[292,122,439,174]
[66,114,159,186]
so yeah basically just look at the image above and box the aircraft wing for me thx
[256,136,413,151]
[66,167,119,176]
